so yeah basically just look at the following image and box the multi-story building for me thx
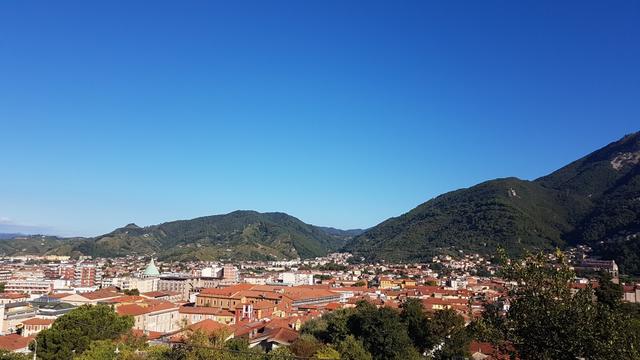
[274,272,314,286]
[109,277,159,293]
[74,264,101,287]
[4,279,53,295]
[222,264,239,283]
[0,269,12,283]
[281,287,342,308]
[578,259,619,282]
[178,304,235,325]
[115,300,179,333]
[158,275,197,301]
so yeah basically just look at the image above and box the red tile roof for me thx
[199,284,254,297]
[116,301,177,316]
[264,326,298,345]
[142,291,181,298]
[169,319,229,343]
[129,329,165,340]
[281,288,339,301]
[0,334,33,351]
[47,293,71,299]
[105,295,147,304]
[189,319,229,333]
[0,292,29,299]
[80,289,122,300]
[21,318,54,326]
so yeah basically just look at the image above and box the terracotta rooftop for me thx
[142,291,181,298]
[281,288,339,301]
[104,295,147,304]
[129,329,165,340]
[263,326,299,345]
[78,289,122,300]
[0,292,29,299]
[199,284,254,297]
[189,319,229,333]
[47,293,72,299]
[21,317,54,326]
[0,334,34,351]
[169,319,229,343]
[116,300,177,316]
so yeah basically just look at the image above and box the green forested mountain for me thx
[345,132,640,273]
[0,235,86,256]
[86,211,345,260]
[0,211,348,261]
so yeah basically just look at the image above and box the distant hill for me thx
[0,233,22,240]
[315,226,365,248]
[0,211,349,261]
[345,132,640,274]
[0,235,85,255]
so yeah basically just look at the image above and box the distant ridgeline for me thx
[1,132,639,274]
[0,211,361,262]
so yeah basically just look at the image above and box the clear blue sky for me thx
[1,1,638,236]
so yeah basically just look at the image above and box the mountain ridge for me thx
[345,131,640,273]
[0,211,358,261]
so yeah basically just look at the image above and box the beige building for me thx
[4,279,53,295]
[58,288,121,306]
[115,300,180,333]
[1,303,38,334]
[20,317,54,337]
[112,277,159,293]
[178,304,235,325]
[0,293,30,305]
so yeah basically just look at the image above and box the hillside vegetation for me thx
[346,132,640,273]
[0,211,349,261]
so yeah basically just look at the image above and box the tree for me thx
[595,271,623,308]
[123,289,140,296]
[323,309,352,344]
[400,298,431,352]
[347,301,420,360]
[313,345,340,359]
[289,334,322,358]
[73,340,118,360]
[428,308,470,359]
[267,346,294,360]
[335,335,372,360]
[224,337,250,352]
[0,350,29,360]
[34,304,134,360]
[429,309,470,360]
[473,250,640,360]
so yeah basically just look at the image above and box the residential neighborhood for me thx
[0,250,637,358]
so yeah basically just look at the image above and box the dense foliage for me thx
[300,301,470,360]
[34,305,134,360]
[471,250,640,359]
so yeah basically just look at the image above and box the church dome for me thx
[143,258,160,277]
